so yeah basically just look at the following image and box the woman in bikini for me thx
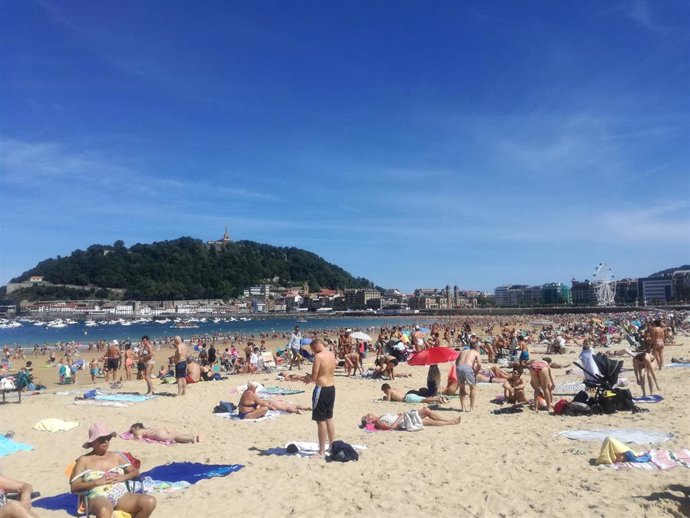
[123,344,134,382]
[238,381,310,419]
[527,360,555,413]
[70,423,156,518]
[129,423,201,444]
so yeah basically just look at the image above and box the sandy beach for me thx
[2,328,689,518]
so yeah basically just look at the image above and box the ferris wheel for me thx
[593,262,616,306]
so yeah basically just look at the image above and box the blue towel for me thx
[0,435,33,457]
[33,492,74,513]
[96,393,153,403]
[33,462,244,513]
[141,462,243,484]
[623,450,652,463]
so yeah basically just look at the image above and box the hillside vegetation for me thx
[9,238,375,300]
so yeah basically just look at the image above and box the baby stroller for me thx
[573,352,623,399]
[573,352,634,413]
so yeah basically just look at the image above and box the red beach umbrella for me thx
[407,347,459,366]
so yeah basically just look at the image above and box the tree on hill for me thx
[9,238,376,300]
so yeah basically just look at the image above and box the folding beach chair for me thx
[260,352,276,373]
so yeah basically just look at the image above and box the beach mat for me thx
[260,386,305,395]
[666,362,690,368]
[0,435,33,457]
[558,429,673,444]
[256,442,366,457]
[33,418,79,432]
[73,400,133,408]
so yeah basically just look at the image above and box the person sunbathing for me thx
[128,423,201,444]
[543,357,570,369]
[380,383,448,404]
[671,357,690,363]
[70,423,156,518]
[0,474,39,517]
[360,407,461,430]
[238,381,310,419]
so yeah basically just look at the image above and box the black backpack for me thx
[613,388,634,411]
[327,440,359,462]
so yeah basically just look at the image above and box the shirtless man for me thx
[650,320,665,370]
[104,341,121,384]
[412,326,425,352]
[455,342,481,412]
[129,423,200,443]
[302,338,336,457]
[380,383,448,404]
[139,336,155,395]
[173,336,188,396]
[185,360,201,383]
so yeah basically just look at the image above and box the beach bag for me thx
[401,409,424,431]
[327,441,359,463]
[564,402,592,416]
[598,392,617,415]
[613,388,634,411]
[554,399,569,415]
[573,390,589,404]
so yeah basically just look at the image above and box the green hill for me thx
[8,238,376,300]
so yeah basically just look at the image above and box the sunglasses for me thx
[96,435,112,444]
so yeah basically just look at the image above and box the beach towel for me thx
[553,381,586,394]
[633,395,664,403]
[259,386,305,396]
[266,442,366,457]
[558,429,673,444]
[120,431,174,446]
[0,435,33,457]
[94,393,155,403]
[33,418,79,433]
[140,462,244,484]
[607,449,690,471]
[73,400,133,408]
[34,464,244,513]
[666,362,690,368]
[214,410,283,422]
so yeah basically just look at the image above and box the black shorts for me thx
[175,361,187,379]
[311,385,335,422]
[106,358,120,371]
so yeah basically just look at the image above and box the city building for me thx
[672,270,690,302]
[614,278,639,305]
[541,283,571,305]
[638,277,673,305]
[206,226,233,250]
[571,278,596,305]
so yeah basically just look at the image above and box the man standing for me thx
[173,336,188,396]
[455,342,481,412]
[288,326,302,371]
[302,338,336,457]
[140,335,155,395]
[104,340,121,384]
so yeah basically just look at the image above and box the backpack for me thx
[327,440,359,462]
[613,388,634,411]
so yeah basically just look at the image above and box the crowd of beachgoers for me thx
[1,309,688,517]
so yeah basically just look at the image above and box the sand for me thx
[2,334,689,518]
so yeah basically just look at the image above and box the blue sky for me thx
[1,0,689,292]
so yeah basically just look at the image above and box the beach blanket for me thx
[92,392,154,403]
[633,395,664,403]
[214,410,283,422]
[141,462,244,484]
[33,418,79,433]
[34,463,244,513]
[666,362,690,368]
[120,431,174,446]
[259,386,305,396]
[258,442,367,457]
[558,429,673,444]
[553,381,586,394]
[608,449,690,471]
[0,435,33,457]
[73,400,133,408]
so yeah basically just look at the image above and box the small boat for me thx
[297,318,308,323]
[170,322,199,329]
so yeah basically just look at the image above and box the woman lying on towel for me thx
[238,381,311,419]
[0,474,39,518]
[129,423,201,444]
[70,423,156,518]
[360,407,461,430]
